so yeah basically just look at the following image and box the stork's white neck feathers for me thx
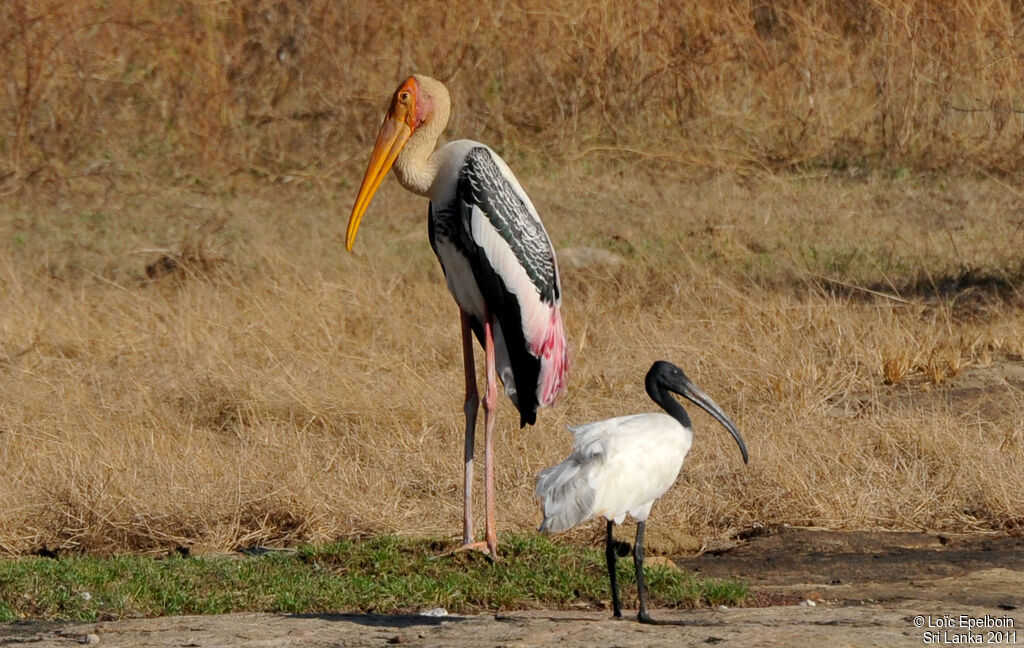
[393,75,451,197]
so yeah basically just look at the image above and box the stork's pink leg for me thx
[450,313,497,559]
[482,316,500,559]
[459,310,479,547]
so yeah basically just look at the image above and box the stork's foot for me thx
[484,531,499,562]
[457,540,500,562]
[432,540,498,562]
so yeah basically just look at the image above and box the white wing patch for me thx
[469,205,551,345]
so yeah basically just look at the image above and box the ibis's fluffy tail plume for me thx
[536,453,595,534]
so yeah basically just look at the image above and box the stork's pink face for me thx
[346,76,435,251]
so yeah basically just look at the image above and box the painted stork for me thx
[536,361,748,623]
[345,75,569,558]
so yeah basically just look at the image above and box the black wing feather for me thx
[457,148,560,304]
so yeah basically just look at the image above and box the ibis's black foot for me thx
[639,614,686,627]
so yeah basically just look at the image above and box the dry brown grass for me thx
[2,1,1024,556]
[2,167,1023,556]
[4,0,1024,193]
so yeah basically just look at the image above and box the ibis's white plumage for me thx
[537,413,693,534]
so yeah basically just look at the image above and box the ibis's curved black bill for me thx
[647,360,749,464]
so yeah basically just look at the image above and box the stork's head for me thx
[346,75,450,251]
[646,360,749,465]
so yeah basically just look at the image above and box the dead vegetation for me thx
[1,1,1023,556]
[1,169,1023,556]
[144,218,227,282]
[3,0,1024,193]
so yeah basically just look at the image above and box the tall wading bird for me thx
[536,361,748,624]
[345,75,569,559]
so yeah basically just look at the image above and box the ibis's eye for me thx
[399,91,411,102]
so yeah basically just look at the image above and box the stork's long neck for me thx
[393,116,446,197]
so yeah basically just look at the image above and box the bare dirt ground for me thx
[4,528,1021,647]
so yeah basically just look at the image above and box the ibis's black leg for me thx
[634,520,654,624]
[605,520,622,618]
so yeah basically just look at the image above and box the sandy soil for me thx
[4,528,1021,647]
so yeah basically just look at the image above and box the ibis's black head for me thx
[645,361,749,464]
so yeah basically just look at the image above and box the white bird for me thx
[346,75,570,559]
[537,360,748,623]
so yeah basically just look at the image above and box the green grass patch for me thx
[0,534,747,622]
